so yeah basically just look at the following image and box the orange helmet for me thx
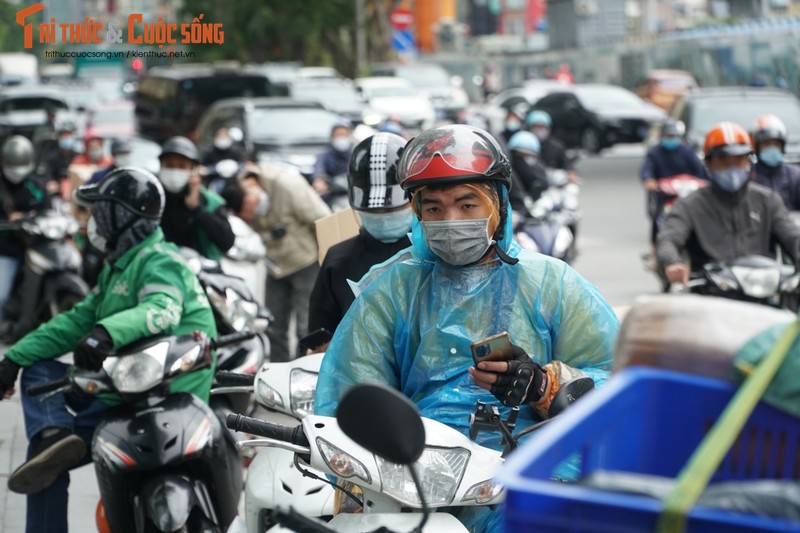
[752,114,787,150]
[703,122,752,159]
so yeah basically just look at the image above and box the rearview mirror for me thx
[337,383,425,465]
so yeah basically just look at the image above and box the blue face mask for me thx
[712,166,750,192]
[359,208,412,243]
[58,137,74,151]
[661,138,681,151]
[759,146,783,167]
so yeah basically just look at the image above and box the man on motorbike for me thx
[307,132,413,347]
[750,114,800,211]
[315,125,618,531]
[311,121,353,196]
[525,109,577,179]
[0,167,218,533]
[506,130,550,214]
[201,126,246,167]
[657,122,800,286]
[499,102,528,146]
[158,136,235,261]
[0,136,47,326]
[87,138,132,185]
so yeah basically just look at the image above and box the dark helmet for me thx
[110,138,132,156]
[347,132,409,212]
[159,136,199,163]
[660,119,685,138]
[2,135,34,172]
[397,124,511,192]
[75,166,165,220]
[752,114,788,150]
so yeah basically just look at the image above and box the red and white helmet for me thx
[703,122,752,159]
[752,114,788,150]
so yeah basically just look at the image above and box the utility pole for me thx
[356,0,367,76]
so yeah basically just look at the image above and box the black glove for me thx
[489,345,548,407]
[74,326,114,371]
[0,358,21,398]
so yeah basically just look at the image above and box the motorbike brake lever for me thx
[38,385,73,402]
[210,385,253,395]
[235,438,310,455]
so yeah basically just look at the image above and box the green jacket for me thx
[6,228,218,403]
[197,188,225,262]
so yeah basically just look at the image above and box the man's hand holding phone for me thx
[469,334,549,407]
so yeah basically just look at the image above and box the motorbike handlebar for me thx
[211,330,257,349]
[225,413,309,447]
[26,376,70,396]
[273,507,337,533]
[215,371,255,386]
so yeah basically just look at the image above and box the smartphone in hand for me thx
[471,332,512,365]
[298,328,333,354]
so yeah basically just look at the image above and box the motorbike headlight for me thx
[781,273,800,293]
[169,345,202,375]
[256,376,284,409]
[462,479,505,504]
[289,368,318,417]
[547,170,569,187]
[552,226,574,259]
[36,215,71,240]
[208,287,258,331]
[108,342,169,393]
[317,437,371,483]
[731,266,780,298]
[377,446,470,507]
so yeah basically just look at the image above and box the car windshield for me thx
[180,76,273,107]
[0,96,67,112]
[248,107,342,143]
[365,84,416,98]
[397,66,450,88]
[691,96,800,142]
[573,86,646,111]
[291,83,361,108]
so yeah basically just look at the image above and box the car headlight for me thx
[106,341,169,393]
[290,368,318,417]
[462,479,504,504]
[731,266,780,298]
[317,437,371,483]
[256,376,284,409]
[377,446,469,507]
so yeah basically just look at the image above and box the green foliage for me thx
[180,0,361,74]
[0,2,27,53]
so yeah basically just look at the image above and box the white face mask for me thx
[332,137,352,153]
[359,208,412,243]
[88,148,104,162]
[160,168,190,193]
[214,136,233,150]
[87,215,107,252]
[3,165,32,184]
[255,191,270,217]
[421,218,493,265]
[114,154,131,167]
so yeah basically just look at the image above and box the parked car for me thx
[532,84,666,153]
[296,66,345,80]
[372,62,469,121]
[134,64,276,143]
[667,86,800,162]
[288,78,369,127]
[246,62,302,96]
[481,80,567,136]
[0,86,69,142]
[634,69,698,112]
[196,97,345,178]
[354,76,436,132]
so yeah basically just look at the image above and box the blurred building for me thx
[547,0,628,49]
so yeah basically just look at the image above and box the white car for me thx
[354,76,436,132]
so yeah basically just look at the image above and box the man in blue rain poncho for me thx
[315,125,619,532]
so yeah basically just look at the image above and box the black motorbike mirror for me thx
[336,383,425,465]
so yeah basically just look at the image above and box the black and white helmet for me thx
[347,132,409,212]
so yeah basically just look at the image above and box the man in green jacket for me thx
[0,167,217,533]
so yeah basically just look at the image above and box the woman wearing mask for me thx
[70,130,113,167]
[307,133,412,349]
[750,114,800,211]
[157,136,235,260]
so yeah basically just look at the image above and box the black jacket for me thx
[0,176,47,259]
[308,229,410,333]
[657,182,800,270]
[201,145,245,167]
[540,136,574,171]
[751,161,800,212]
[508,153,549,213]
[161,189,235,259]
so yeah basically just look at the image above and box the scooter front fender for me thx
[139,474,215,532]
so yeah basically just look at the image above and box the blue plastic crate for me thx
[497,368,800,532]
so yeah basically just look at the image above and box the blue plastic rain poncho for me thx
[315,200,619,532]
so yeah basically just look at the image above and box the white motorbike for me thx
[226,382,506,532]
[222,353,336,533]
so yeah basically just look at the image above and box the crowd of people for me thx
[0,96,797,531]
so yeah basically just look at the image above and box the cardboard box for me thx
[315,208,360,264]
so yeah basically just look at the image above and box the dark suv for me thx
[667,86,800,162]
[134,64,275,143]
[196,97,345,178]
